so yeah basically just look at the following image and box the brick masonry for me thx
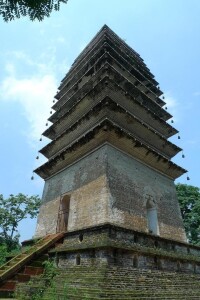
[49,224,200,274]
[106,146,186,241]
[35,144,186,242]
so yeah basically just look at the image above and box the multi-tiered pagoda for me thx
[35,25,186,242]
[2,25,200,300]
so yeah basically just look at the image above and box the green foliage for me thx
[176,183,200,245]
[0,244,8,266]
[0,0,68,22]
[16,260,59,300]
[0,193,41,251]
[16,260,90,299]
[42,260,58,284]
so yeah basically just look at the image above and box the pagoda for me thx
[34,24,186,243]
[1,25,200,300]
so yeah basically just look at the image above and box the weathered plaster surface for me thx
[106,146,186,242]
[35,144,186,242]
[35,146,108,237]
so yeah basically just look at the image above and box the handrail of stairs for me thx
[0,232,64,283]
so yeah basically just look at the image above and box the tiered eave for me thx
[34,25,186,181]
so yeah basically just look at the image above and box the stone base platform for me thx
[49,223,200,274]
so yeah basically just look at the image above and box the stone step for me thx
[0,291,15,299]
[23,266,44,276]
[0,280,17,291]
[14,273,31,283]
[15,265,200,299]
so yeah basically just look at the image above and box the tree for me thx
[0,193,41,251]
[0,244,8,266]
[0,0,68,22]
[176,183,200,245]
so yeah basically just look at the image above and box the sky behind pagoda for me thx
[0,0,200,242]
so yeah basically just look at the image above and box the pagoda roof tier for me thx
[53,47,164,112]
[69,25,148,77]
[44,77,177,141]
[54,34,163,106]
[34,120,186,180]
[59,25,158,92]
[40,97,181,160]
[50,63,170,125]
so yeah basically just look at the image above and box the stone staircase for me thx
[103,267,200,299]
[0,233,64,298]
[16,265,200,299]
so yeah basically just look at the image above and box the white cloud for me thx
[0,51,62,147]
[164,94,178,109]
[57,36,66,44]
[10,51,34,65]
[79,42,87,52]
[5,62,15,75]
[1,73,56,141]
[163,93,179,122]
[186,139,200,146]
[193,91,200,96]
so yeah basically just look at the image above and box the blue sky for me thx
[0,0,200,242]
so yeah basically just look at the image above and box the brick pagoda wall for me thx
[35,146,109,237]
[35,144,186,243]
[106,146,186,242]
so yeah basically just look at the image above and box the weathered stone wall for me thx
[68,175,109,231]
[35,196,60,236]
[42,146,108,203]
[106,146,186,242]
[35,146,109,237]
[58,249,108,268]
[49,224,200,274]
[35,144,186,242]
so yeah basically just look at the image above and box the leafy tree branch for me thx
[176,183,200,245]
[0,0,68,22]
[0,193,41,251]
